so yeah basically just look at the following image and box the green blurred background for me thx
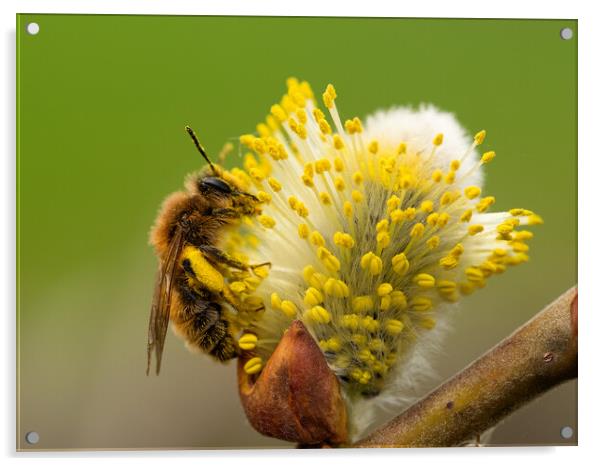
[17,15,577,450]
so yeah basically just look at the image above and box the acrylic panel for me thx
[16,15,577,450]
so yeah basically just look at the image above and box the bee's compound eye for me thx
[201,177,232,194]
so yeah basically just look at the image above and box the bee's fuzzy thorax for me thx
[205,79,542,438]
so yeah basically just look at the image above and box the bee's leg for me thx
[198,244,271,274]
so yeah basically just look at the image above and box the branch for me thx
[354,286,578,447]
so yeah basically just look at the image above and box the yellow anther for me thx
[414,273,436,288]
[527,214,544,225]
[476,196,496,212]
[380,295,391,311]
[267,177,282,192]
[511,242,529,253]
[386,319,404,335]
[390,290,408,309]
[306,305,331,324]
[266,114,278,131]
[397,142,407,155]
[302,265,316,283]
[433,133,444,146]
[410,297,432,312]
[360,252,383,275]
[514,230,534,241]
[253,265,269,278]
[437,213,450,228]
[340,314,360,331]
[230,281,246,294]
[325,83,337,99]
[295,108,307,124]
[497,221,515,235]
[280,300,298,318]
[324,278,350,298]
[377,231,391,249]
[243,357,263,375]
[301,173,314,188]
[333,135,345,150]
[288,196,299,209]
[343,201,353,218]
[258,215,276,228]
[481,151,496,164]
[450,159,461,171]
[460,209,473,222]
[377,283,393,296]
[439,255,459,270]
[426,236,440,250]
[238,333,258,350]
[333,231,355,249]
[319,192,332,205]
[432,169,443,182]
[440,191,454,205]
[315,158,331,174]
[256,123,270,138]
[352,190,364,203]
[312,108,325,122]
[325,336,342,352]
[352,171,364,184]
[392,253,410,275]
[465,267,484,282]
[390,209,404,223]
[437,280,457,295]
[352,117,363,133]
[352,296,374,313]
[310,231,326,247]
[468,224,484,235]
[252,138,266,155]
[295,202,309,217]
[419,318,436,330]
[387,195,401,213]
[318,118,332,135]
[426,213,440,226]
[369,339,386,352]
[411,223,425,237]
[344,119,356,134]
[444,171,456,184]
[368,140,379,154]
[451,243,464,257]
[298,223,310,239]
[376,219,389,233]
[303,287,324,307]
[399,174,413,189]
[509,208,525,216]
[322,91,334,108]
[420,200,434,213]
[334,176,346,191]
[270,292,282,309]
[240,134,256,148]
[464,186,481,200]
[256,191,272,203]
[317,247,341,272]
[361,315,379,332]
[474,130,486,145]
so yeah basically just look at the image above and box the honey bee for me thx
[147,126,267,375]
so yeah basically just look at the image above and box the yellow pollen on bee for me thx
[426,236,440,250]
[464,186,481,199]
[386,319,404,335]
[433,133,444,146]
[474,130,486,145]
[360,252,383,275]
[243,357,263,375]
[230,281,246,294]
[258,215,276,228]
[413,273,436,288]
[333,135,345,150]
[280,300,298,318]
[377,283,393,296]
[368,140,379,154]
[352,190,364,203]
[238,333,258,350]
[468,224,484,235]
[481,151,496,164]
[410,296,433,312]
[324,278,350,298]
[432,169,443,182]
[306,305,331,324]
[303,287,324,307]
[392,253,410,275]
[333,231,355,249]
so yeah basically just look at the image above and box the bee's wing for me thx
[146,226,184,375]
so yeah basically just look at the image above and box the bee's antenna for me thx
[185,125,218,176]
